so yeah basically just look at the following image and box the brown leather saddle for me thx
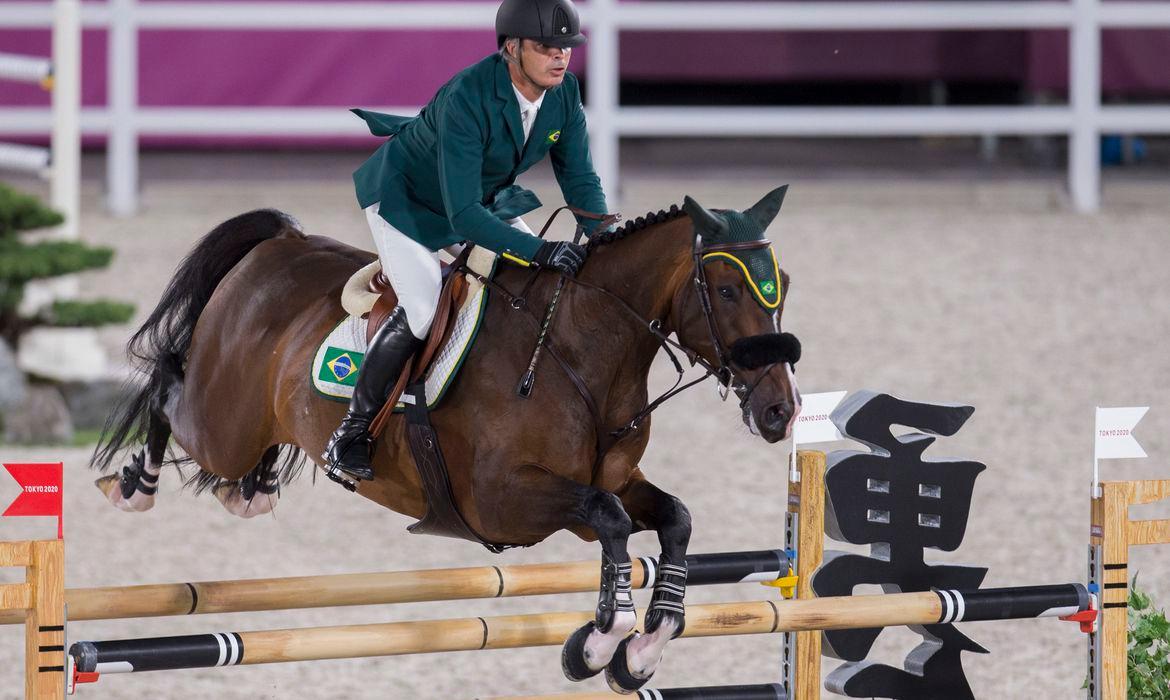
[364,258,468,438]
[355,250,509,550]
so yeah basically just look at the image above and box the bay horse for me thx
[91,186,802,692]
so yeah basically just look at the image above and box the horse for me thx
[91,186,802,692]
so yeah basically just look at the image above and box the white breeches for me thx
[364,203,532,339]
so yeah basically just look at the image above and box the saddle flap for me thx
[366,251,473,438]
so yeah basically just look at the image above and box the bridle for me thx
[688,237,779,393]
[459,206,797,479]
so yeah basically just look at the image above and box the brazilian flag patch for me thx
[319,347,363,386]
[546,130,561,144]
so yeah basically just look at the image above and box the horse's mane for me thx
[585,204,686,252]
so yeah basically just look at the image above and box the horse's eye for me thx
[718,286,735,300]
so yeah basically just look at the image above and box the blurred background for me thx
[1,1,1169,699]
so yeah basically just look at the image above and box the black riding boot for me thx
[323,306,422,481]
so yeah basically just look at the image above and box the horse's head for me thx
[672,186,802,443]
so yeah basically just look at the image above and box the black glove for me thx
[533,240,587,277]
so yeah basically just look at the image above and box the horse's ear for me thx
[683,195,728,239]
[745,185,789,233]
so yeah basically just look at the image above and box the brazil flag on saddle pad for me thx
[318,347,364,388]
[311,255,496,410]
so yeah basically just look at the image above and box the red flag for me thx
[3,463,64,539]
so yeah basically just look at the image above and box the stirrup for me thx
[323,463,358,492]
[322,436,367,492]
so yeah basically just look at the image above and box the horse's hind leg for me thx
[96,363,180,512]
[604,476,693,693]
[214,445,282,519]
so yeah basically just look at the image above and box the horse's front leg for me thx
[560,486,638,683]
[545,489,636,683]
[606,474,692,693]
[477,464,636,682]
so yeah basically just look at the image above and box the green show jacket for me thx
[352,54,608,262]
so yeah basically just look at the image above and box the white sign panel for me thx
[794,391,848,445]
[1095,406,1149,460]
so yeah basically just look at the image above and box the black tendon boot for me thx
[324,306,422,481]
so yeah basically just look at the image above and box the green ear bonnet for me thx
[701,209,782,310]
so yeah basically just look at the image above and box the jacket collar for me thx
[494,56,526,156]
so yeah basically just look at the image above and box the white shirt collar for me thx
[512,84,546,115]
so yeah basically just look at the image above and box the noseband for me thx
[689,237,800,404]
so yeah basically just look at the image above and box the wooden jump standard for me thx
[69,584,1088,676]
[0,549,786,625]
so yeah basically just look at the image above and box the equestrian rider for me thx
[325,0,609,482]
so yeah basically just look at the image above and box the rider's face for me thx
[516,39,571,90]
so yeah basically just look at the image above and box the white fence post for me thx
[1070,0,1102,213]
[50,0,80,239]
[585,0,620,204]
[107,0,138,216]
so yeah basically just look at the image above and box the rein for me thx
[456,208,783,479]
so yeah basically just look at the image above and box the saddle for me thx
[341,256,465,433]
[337,246,504,549]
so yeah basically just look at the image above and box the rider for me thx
[325,0,609,482]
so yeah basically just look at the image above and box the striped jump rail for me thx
[484,684,789,699]
[69,584,1090,680]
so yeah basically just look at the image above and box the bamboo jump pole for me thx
[70,585,1088,676]
[0,549,786,626]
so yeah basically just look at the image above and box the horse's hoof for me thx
[605,634,652,695]
[96,473,155,512]
[214,481,277,519]
[94,474,119,498]
[561,621,603,681]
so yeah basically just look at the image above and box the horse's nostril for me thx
[763,405,788,430]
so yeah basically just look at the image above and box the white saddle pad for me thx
[311,251,495,411]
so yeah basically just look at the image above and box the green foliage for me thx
[46,300,135,327]
[0,240,115,282]
[1129,578,1170,699]
[0,184,134,348]
[0,184,64,236]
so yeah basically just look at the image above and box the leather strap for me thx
[403,383,511,551]
[367,246,474,438]
[537,205,622,241]
[701,239,773,253]
[368,356,413,439]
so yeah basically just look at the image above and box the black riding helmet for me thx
[496,0,587,49]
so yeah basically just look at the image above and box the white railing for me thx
[0,0,79,239]
[2,0,1169,214]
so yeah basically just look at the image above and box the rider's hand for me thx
[533,240,587,277]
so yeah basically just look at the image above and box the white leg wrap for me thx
[581,610,637,672]
[623,617,680,679]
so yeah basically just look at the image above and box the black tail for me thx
[91,209,304,473]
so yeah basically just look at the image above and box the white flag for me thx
[794,391,848,445]
[1095,406,1149,460]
